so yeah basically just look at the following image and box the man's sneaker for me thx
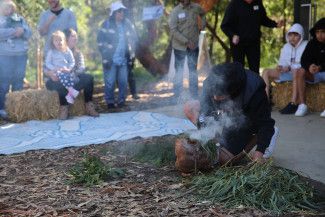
[0,109,8,119]
[264,126,279,158]
[65,94,74,104]
[279,102,298,114]
[320,110,325,118]
[117,102,126,108]
[58,106,69,120]
[132,94,140,100]
[107,103,116,109]
[295,103,308,117]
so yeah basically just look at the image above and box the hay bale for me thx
[5,89,86,122]
[272,82,292,110]
[273,82,325,112]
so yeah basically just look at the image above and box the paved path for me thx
[145,105,325,184]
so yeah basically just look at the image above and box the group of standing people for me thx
[0,0,140,120]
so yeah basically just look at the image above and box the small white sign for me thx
[142,5,164,21]
[178,12,186,19]
[253,5,259,10]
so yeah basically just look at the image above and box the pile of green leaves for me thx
[68,155,125,186]
[133,142,175,167]
[190,161,324,215]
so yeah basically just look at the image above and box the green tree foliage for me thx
[8,0,325,84]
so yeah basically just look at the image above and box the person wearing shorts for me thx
[262,23,307,114]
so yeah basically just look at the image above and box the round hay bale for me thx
[5,89,86,122]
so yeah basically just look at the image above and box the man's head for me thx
[47,0,61,11]
[286,23,304,47]
[179,0,190,6]
[0,1,16,16]
[209,62,246,101]
[287,32,301,47]
[310,17,325,43]
[243,0,254,4]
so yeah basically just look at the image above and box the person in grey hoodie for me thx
[0,0,32,119]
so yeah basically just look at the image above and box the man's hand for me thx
[252,151,265,163]
[186,41,196,50]
[276,65,290,73]
[232,35,239,45]
[46,71,59,82]
[14,27,24,37]
[309,64,320,74]
[277,20,285,28]
[184,100,200,125]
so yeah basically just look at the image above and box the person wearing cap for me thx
[168,0,206,99]
[184,62,276,162]
[262,23,308,115]
[221,0,283,74]
[294,18,325,117]
[38,0,77,55]
[97,1,137,109]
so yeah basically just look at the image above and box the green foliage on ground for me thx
[190,161,325,215]
[68,154,125,186]
[133,142,176,167]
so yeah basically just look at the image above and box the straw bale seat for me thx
[272,82,325,112]
[5,89,86,122]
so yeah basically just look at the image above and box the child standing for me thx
[45,30,78,104]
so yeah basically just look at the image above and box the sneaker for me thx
[58,105,69,120]
[264,126,279,158]
[65,94,74,104]
[68,87,79,98]
[0,109,8,119]
[132,94,140,100]
[107,103,116,109]
[295,103,308,117]
[279,102,298,114]
[320,110,325,118]
[85,101,99,117]
[117,102,126,108]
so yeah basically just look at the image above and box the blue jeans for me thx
[174,48,199,98]
[0,55,27,109]
[103,64,128,104]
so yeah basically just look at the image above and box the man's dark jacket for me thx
[221,0,277,43]
[200,68,275,155]
[301,18,325,72]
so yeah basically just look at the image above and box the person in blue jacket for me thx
[0,0,32,119]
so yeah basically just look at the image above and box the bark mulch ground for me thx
[0,83,323,216]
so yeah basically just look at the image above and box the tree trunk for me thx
[124,0,220,76]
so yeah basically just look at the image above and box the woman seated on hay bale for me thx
[44,28,99,120]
